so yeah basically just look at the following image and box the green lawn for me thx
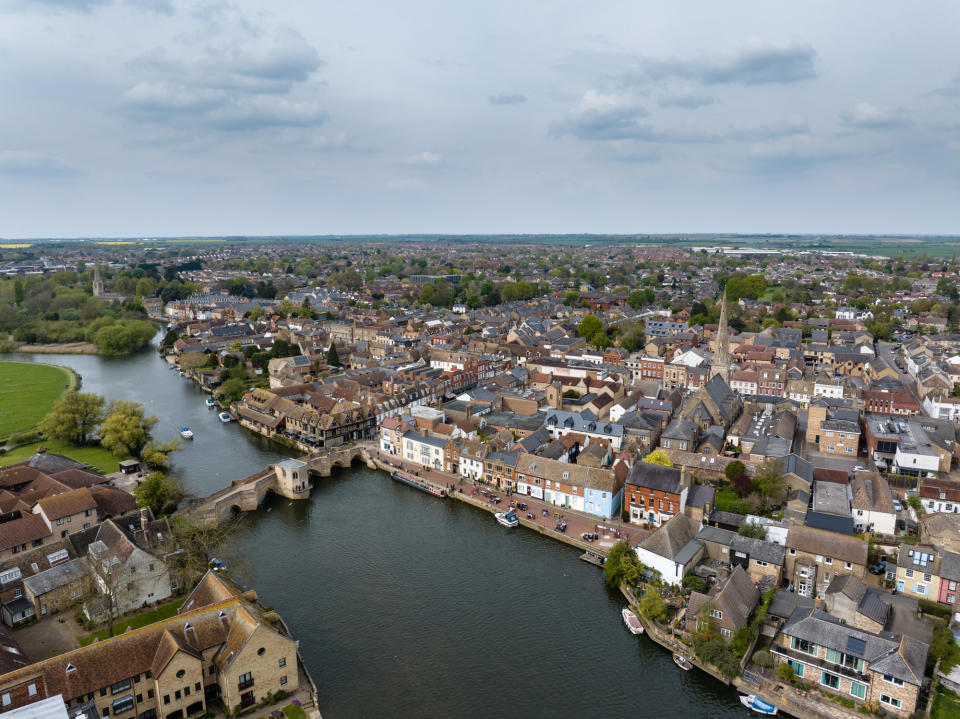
[0,439,122,473]
[0,360,77,439]
[282,705,306,719]
[78,598,185,646]
[933,686,960,719]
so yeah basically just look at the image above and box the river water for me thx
[10,338,745,719]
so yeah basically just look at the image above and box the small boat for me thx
[673,654,693,671]
[205,397,216,407]
[218,412,232,423]
[740,695,778,715]
[621,608,644,635]
[495,511,519,528]
[390,470,446,498]
[180,428,194,439]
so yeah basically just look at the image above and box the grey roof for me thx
[22,452,86,474]
[769,588,815,620]
[687,484,715,511]
[626,462,683,493]
[544,409,622,438]
[858,591,892,627]
[404,430,448,449]
[697,525,735,545]
[805,510,855,536]
[783,608,927,685]
[941,552,960,582]
[710,509,746,528]
[638,514,701,561]
[730,535,786,566]
[22,558,87,596]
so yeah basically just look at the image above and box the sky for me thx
[1,0,959,238]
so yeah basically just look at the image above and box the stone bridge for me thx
[181,441,377,526]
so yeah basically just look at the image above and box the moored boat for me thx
[621,608,644,635]
[673,653,693,671]
[206,397,216,407]
[390,470,446,498]
[180,427,194,439]
[218,412,232,423]
[739,694,778,715]
[495,511,519,528]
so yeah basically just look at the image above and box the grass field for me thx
[78,598,185,646]
[0,360,77,439]
[0,440,121,473]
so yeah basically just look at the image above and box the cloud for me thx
[488,92,527,106]
[743,135,853,172]
[729,117,810,142]
[552,90,651,141]
[645,42,817,85]
[9,0,109,11]
[929,74,960,99]
[657,91,713,109]
[0,150,79,178]
[126,0,173,13]
[121,28,326,133]
[839,102,910,129]
[403,151,443,166]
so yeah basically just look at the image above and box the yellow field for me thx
[0,243,32,248]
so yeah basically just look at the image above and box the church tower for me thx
[711,288,730,382]
[92,264,105,298]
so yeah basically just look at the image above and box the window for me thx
[883,674,904,687]
[850,682,866,700]
[279,657,286,668]
[112,680,132,695]
[880,695,901,709]
[721,628,733,639]
[905,569,914,578]
[791,638,818,656]
[788,661,804,678]
[257,647,266,656]
[280,676,288,686]
[924,573,932,583]
[844,562,853,570]
[28,684,37,697]
[824,557,832,565]
[820,672,840,690]
[163,696,170,706]
[913,583,928,596]
[789,548,796,556]
[112,696,134,715]
[238,672,254,691]
[175,691,181,701]
[710,609,723,620]
[2,694,10,708]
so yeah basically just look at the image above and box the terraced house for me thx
[0,571,307,719]
[773,608,927,717]
[514,453,623,519]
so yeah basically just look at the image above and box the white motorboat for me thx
[495,511,519,528]
[621,608,644,635]
[180,427,194,439]
[739,695,778,715]
[673,653,693,671]
[218,412,232,423]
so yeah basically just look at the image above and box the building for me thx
[624,463,687,527]
[634,514,704,586]
[773,608,927,717]
[894,544,941,600]
[514,453,623,519]
[685,564,759,639]
[0,571,303,719]
[784,526,868,598]
[850,472,896,535]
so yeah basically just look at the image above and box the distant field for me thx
[0,439,120,473]
[0,361,76,438]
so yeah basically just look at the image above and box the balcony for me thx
[238,678,254,691]
[771,644,868,683]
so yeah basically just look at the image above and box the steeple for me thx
[711,288,730,382]
[92,264,104,298]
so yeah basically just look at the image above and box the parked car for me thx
[893,500,903,512]
[869,563,886,575]
[852,465,868,473]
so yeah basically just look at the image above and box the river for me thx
[9,338,746,719]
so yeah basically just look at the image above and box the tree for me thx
[90,319,156,355]
[643,449,672,467]
[725,460,746,483]
[777,663,796,683]
[217,378,247,403]
[752,464,787,509]
[639,590,666,622]
[627,289,648,310]
[906,494,923,514]
[937,276,959,301]
[141,439,182,471]
[99,400,158,458]
[618,325,645,353]
[327,343,341,366]
[738,520,767,539]
[578,314,602,339]
[170,515,246,588]
[133,471,186,516]
[590,329,610,350]
[39,392,105,445]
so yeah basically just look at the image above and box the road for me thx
[877,341,920,401]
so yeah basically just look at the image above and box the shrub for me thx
[777,663,795,683]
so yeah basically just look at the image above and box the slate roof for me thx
[626,462,683,493]
[638,514,701,561]
[730,535,786,566]
[783,608,926,685]
[22,557,87,597]
[786,525,867,565]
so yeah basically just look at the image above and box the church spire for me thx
[92,264,104,298]
[711,288,730,382]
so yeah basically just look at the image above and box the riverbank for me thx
[9,342,101,354]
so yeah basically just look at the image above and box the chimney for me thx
[140,507,150,535]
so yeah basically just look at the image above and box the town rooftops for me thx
[35,488,97,520]
[785,525,867,566]
[625,462,683,494]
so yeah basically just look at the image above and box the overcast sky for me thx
[1,0,959,238]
